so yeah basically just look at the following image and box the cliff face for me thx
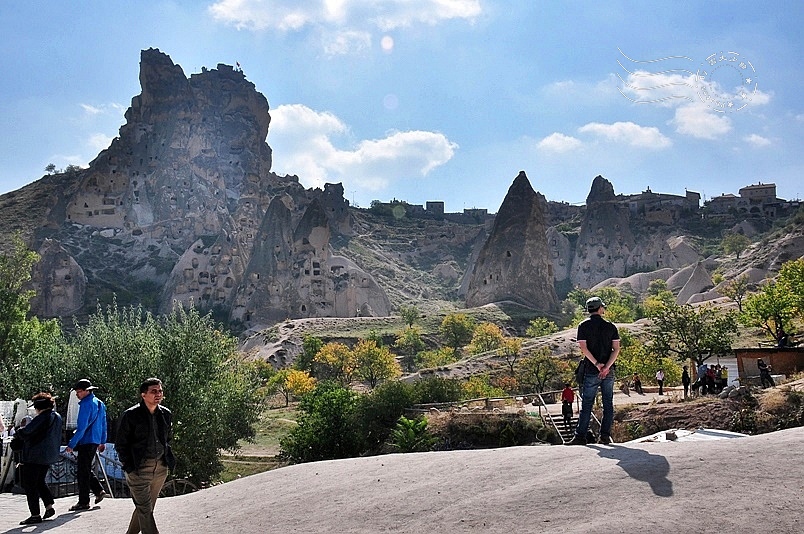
[464,171,558,312]
[6,49,795,331]
[23,49,389,329]
[561,176,705,290]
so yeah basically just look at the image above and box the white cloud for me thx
[81,104,103,115]
[208,0,313,31]
[369,0,481,30]
[268,103,457,191]
[542,76,620,107]
[80,102,127,117]
[88,133,114,152]
[207,0,481,33]
[322,30,372,55]
[671,103,732,139]
[578,121,671,149]
[537,132,583,153]
[743,134,771,147]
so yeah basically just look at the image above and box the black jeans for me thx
[76,443,104,505]
[21,462,54,516]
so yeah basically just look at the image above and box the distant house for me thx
[739,182,776,202]
[626,187,700,224]
[426,201,445,216]
[735,347,804,384]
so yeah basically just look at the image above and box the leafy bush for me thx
[280,382,363,463]
[390,416,438,452]
[411,377,463,404]
[356,380,417,452]
[427,412,545,449]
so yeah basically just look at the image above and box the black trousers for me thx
[21,462,54,516]
[76,443,104,505]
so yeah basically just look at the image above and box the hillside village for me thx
[370,180,800,228]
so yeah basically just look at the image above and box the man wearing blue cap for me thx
[566,297,620,445]
[66,378,108,510]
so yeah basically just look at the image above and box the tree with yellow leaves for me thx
[314,342,357,385]
[353,339,402,389]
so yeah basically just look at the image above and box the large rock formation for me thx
[561,176,706,291]
[464,172,558,312]
[29,239,87,317]
[569,176,636,288]
[22,48,389,329]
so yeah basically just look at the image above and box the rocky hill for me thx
[1,48,803,336]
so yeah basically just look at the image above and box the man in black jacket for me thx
[116,378,175,534]
[566,297,620,446]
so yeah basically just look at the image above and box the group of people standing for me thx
[9,377,174,534]
[692,362,730,395]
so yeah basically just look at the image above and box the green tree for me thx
[526,317,559,338]
[280,381,363,463]
[567,286,639,322]
[778,258,804,313]
[720,275,750,312]
[500,337,523,376]
[153,304,261,484]
[642,287,676,317]
[616,330,682,385]
[399,305,420,328]
[0,234,63,399]
[411,377,463,403]
[353,339,402,389]
[647,302,737,365]
[722,233,751,259]
[439,313,475,355]
[461,375,505,399]
[516,347,565,392]
[415,347,458,369]
[468,322,504,355]
[64,302,161,419]
[394,326,425,372]
[356,380,418,452]
[294,335,322,373]
[65,302,262,484]
[647,279,669,296]
[740,280,798,345]
[45,163,57,174]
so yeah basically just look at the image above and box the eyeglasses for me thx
[146,389,164,395]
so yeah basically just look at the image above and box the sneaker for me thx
[565,435,587,446]
[43,508,56,519]
[20,516,42,525]
[69,504,90,511]
[95,491,107,504]
[598,435,613,445]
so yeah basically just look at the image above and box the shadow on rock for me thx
[594,445,673,497]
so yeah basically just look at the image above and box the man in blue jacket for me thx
[66,378,108,510]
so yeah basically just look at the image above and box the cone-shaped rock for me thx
[570,175,635,288]
[465,171,558,311]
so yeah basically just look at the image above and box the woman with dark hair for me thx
[13,392,63,525]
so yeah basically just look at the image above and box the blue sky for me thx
[1,1,802,212]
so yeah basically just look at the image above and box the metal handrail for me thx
[532,388,601,443]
